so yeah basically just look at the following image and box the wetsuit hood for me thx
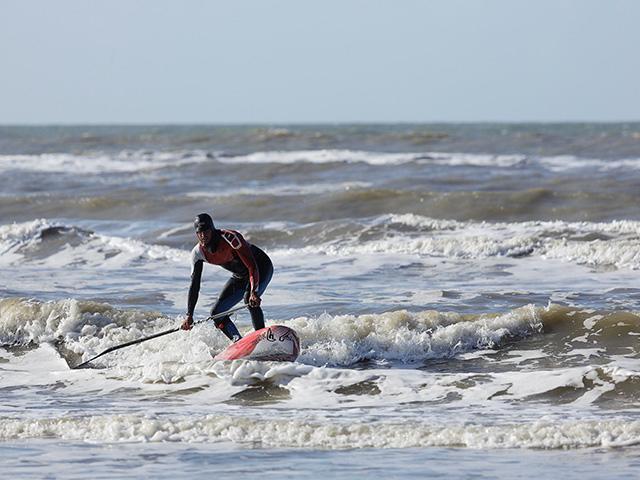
[194,213,215,232]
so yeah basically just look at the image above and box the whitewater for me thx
[1,124,639,478]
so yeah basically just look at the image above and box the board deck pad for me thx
[213,325,300,362]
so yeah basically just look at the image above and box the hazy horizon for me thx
[2,0,639,124]
[4,120,640,127]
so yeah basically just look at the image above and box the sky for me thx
[1,0,639,124]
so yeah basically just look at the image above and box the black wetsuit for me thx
[187,229,273,340]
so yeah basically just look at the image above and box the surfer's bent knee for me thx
[214,316,231,329]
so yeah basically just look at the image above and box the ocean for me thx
[1,124,639,478]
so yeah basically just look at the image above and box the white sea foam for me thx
[0,151,210,174]
[0,296,543,375]
[388,214,640,235]
[425,152,527,168]
[218,149,640,171]
[0,219,188,269]
[279,305,543,366]
[221,150,421,165]
[274,215,640,270]
[83,304,544,378]
[3,341,638,417]
[3,150,639,173]
[0,218,55,263]
[0,297,171,348]
[224,150,528,167]
[1,313,638,425]
[539,155,640,172]
[0,414,638,449]
[4,216,640,273]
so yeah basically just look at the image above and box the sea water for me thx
[1,124,639,478]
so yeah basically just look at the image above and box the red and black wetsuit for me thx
[188,229,273,339]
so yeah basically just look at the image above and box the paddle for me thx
[71,304,248,369]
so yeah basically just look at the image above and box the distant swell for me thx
[0,151,211,174]
[3,149,640,172]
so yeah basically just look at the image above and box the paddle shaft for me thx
[72,304,248,369]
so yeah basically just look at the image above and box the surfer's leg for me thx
[218,318,241,342]
[211,277,246,341]
[247,304,265,330]
[245,252,274,331]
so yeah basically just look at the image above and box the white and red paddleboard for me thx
[213,325,300,362]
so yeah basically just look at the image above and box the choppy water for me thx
[1,124,640,478]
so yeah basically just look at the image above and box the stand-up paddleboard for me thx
[213,325,300,362]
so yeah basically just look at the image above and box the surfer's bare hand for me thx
[181,315,193,331]
[248,291,261,308]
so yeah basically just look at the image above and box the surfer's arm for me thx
[185,259,203,324]
[234,240,262,308]
[236,242,259,294]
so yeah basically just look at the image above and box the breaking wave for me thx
[3,216,640,271]
[0,414,638,449]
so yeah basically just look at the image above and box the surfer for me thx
[181,213,273,342]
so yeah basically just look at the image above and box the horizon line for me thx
[2,119,640,128]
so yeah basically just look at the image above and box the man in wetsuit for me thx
[180,213,273,342]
